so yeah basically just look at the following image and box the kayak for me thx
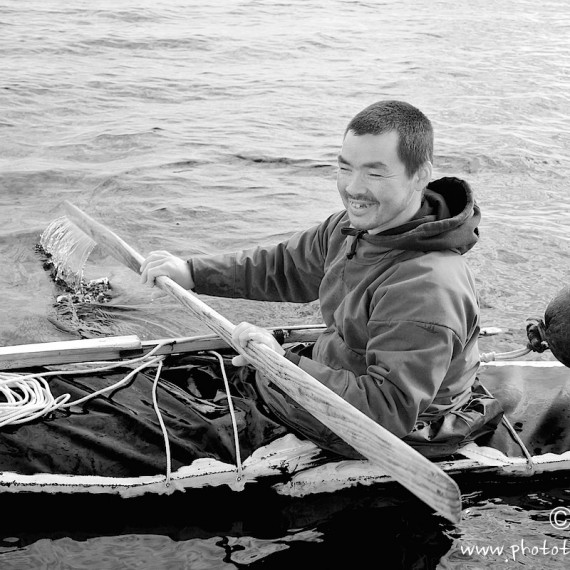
[1,325,568,501]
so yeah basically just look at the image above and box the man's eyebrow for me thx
[337,155,389,169]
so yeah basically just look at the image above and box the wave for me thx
[233,153,333,171]
[77,36,211,53]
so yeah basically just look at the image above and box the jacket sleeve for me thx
[273,258,477,442]
[188,214,343,302]
[287,320,460,438]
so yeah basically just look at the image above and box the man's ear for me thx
[415,161,432,191]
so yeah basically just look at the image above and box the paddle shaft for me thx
[63,201,462,523]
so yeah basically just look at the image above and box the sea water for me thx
[0,0,569,567]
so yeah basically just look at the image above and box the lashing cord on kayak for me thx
[147,350,244,484]
[479,382,536,474]
[480,346,532,362]
[209,351,243,482]
[150,358,172,485]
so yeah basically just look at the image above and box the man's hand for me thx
[231,322,285,367]
[140,250,195,291]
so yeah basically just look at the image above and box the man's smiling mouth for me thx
[348,198,376,210]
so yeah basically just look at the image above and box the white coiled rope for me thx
[0,373,71,427]
[0,342,169,428]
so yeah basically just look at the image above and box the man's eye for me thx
[368,173,385,178]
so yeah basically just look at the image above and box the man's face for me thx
[337,130,423,232]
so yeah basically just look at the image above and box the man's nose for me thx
[346,172,365,194]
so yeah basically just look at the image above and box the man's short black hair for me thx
[345,100,433,177]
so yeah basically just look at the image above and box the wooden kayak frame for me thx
[0,326,325,371]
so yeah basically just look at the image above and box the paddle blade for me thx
[63,201,144,274]
[40,216,97,287]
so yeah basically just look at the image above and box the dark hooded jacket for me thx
[189,177,503,458]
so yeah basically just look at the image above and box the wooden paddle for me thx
[60,200,462,523]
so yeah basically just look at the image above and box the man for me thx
[141,100,503,459]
